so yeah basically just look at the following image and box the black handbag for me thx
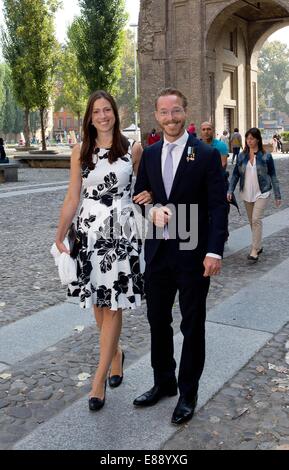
[67,223,81,259]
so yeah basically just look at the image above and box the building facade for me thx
[53,108,82,141]
[138,0,289,140]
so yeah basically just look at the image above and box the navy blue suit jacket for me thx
[134,134,228,274]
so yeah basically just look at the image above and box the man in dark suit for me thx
[133,88,228,425]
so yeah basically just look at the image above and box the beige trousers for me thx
[244,197,269,252]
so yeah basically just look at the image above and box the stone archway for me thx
[138,0,289,141]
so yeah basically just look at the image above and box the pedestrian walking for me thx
[200,122,232,242]
[230,128,243,164]
[219,130,230,153]
[200,122,229,169]
[228,127,281,261]
[55,90,152,411]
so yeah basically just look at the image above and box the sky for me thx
[268,26,289,46]
[0,0,140,46]
[54,0,140,43]
[0,0,288,49]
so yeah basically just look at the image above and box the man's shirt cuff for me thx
[206,253,222,259]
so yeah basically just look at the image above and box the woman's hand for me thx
[55,240,70,255]
[133,190,153,205]
[275,199,282,208]
[227,193,232,202]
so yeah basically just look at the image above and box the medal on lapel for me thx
[186,146,196,162]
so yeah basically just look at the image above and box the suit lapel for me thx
[169,134,198,199]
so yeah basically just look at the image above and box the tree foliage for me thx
[0,63,23,138]
[258,41,289,115]
[71,0,128,94]
[115,29,137,129]
[1,0,60,148]
[54,24,89,135]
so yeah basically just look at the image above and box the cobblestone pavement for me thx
[163,326,289,451]
[0,159,289,449]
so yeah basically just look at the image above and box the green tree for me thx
[0,64,6,130]
[54,26,89,137]
[115,29,137,129]
[1,0,60,149]
[0,63,23,140]
[2,1,37,145]
[71,0,128,94]
[25,0,60,150]
[258,41,289,115]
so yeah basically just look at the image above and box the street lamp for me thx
[129,23,138,137]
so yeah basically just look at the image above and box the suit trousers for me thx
[144,240,210,400]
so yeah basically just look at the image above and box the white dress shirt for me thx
[162,131,189,177]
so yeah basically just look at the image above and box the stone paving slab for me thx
[0,303,93,368]
[163,324,289,451]
[224,207,289,258]
[207,257,289,333]
[0,180,69,193]
[0,184,68,199]
[14,322,271,450]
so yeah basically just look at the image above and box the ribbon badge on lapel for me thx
[186,146,196,162]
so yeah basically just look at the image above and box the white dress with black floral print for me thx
[68,141,144,310]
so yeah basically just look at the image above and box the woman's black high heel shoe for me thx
[109,351,125,388]
[88,380,107,411]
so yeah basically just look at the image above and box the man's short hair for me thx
[155,87,188,110]
[201,121,214,130]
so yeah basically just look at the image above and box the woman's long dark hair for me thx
[244,127,265,155]
[80,90,129,169]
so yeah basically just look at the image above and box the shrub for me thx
[281,132,289,142]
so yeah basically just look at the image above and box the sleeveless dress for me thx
[68,140,144,310]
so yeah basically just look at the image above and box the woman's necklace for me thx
[95,139,112,149]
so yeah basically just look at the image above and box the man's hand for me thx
[203,256,222,277]
[151,206,172,228]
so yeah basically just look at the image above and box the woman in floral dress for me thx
[55,90,151,411]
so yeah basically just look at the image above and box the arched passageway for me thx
[138,0,289,139]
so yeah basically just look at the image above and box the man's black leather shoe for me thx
[133,384,177,407]
[171,394,198,425]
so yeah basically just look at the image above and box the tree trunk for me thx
[40,107,46,151]
[23,109,31,147]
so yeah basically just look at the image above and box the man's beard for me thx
[161,120,185,131]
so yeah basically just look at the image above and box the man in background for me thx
[230,128,243,164]
[200,122,229,169]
